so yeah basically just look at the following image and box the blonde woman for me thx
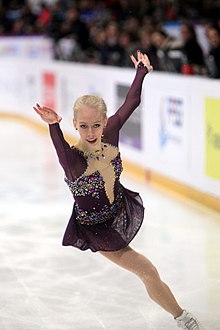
[34,51,204,330]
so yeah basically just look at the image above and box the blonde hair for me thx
[73,95,107,119]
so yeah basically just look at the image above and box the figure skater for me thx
[34,51,204,329]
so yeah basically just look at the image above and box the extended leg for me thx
[99,246,183,318]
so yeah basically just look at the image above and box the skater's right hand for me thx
[33,103,62,124]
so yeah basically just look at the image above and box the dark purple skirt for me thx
[62,185,145,252]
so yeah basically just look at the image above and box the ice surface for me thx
[0,120,219,329]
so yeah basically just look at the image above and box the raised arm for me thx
[116,51,153,128]
[33,104,73,179]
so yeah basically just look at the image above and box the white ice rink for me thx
[0,119,220,330]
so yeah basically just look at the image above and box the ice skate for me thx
[175,310,204,330]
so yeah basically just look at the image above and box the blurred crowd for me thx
[0,0,220,78]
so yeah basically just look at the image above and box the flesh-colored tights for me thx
[99,246,183,318]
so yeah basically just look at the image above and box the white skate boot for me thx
[175,310,204,330]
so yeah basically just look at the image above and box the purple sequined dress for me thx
[49,64,148,252]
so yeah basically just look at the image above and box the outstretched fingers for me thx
[137,49,144,62]
[130,50,143,68]
[130,50,153,72]
[130,53,137,67]
[33,103,62,124]
[144,54,153,72]
[139,51,153,72]
[144,53,151,67]
[34,103,52,113]
[33,103,43,115]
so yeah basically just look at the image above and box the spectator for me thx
[47,1,65,41]
[0,5,9,34]
[64,5,90,50]
[139,30,160,71]
[0,0,220,78]
[80,0,112,31]
[11,17,25,35]
[206,25,220,78]
[87,27,107,64]
[99,22,124,66]
[151,29,183,73]
[21,3,37,35]
[180,21,207,75]
[36,2,52,31]
[4,0,23,33]
[122,16,140,43]
[55,34,85,62]
[50,4,90,60]
[118,30,138,67]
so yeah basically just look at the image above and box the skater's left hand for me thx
[130,50,153,73]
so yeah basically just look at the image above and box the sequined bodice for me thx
[64,150,123,204]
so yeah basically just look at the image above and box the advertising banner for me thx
[42,72,57,110]
[205,97,220,180]
[145,85,190,171]
[0,64,23,110]
[0,37,53,60]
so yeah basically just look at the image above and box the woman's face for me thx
[208,28,220,49]
[180,25,191,42]
[151,32,165,48]
[74,105,107,150]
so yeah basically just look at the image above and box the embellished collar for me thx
[75,143,108,161]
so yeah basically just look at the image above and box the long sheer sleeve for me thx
[116,63,148,129]
[104,63,148,146]
[49,123,73,180]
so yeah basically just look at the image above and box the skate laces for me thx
[185,317,201,329]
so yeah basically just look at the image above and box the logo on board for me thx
[159,96,184,148]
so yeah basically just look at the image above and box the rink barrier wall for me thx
[0,36,53,60]
[0,58,219,212]
[1,112,220,213]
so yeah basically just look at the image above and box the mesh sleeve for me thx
[104,63,148,146]
[49,123,73,180]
